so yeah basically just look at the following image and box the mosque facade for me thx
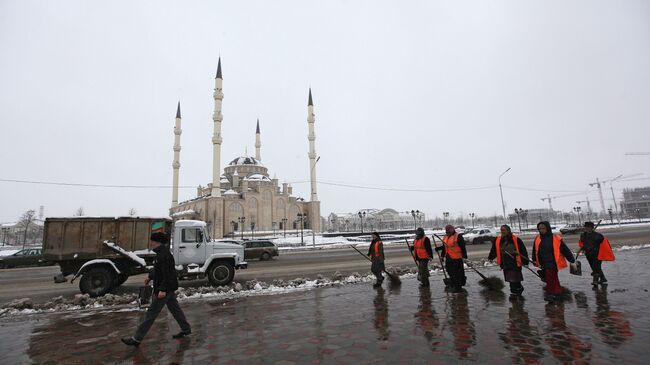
[169,58,321,239]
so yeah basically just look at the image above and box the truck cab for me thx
[172,220,247,286]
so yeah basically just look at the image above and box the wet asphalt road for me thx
[0,226,649,305]
[2,247,649,364]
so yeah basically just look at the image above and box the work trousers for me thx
[445,258,466,290]
[586,256,606,282]
[371,258,385,283]
[134,292,191,342]
[417,259,430,286]
[543,268,562,295]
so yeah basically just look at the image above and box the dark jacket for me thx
[488,234,529,271]
[436,234,468,260]
[531,221,575,269]
[368,240,385,261]
[579,231,604,259]
[148,245,179,294]
[410,236,434,260]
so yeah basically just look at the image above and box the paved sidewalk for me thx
[1,249,649,364]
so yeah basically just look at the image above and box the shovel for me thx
[428,235,452,287]
[349,245,401,285]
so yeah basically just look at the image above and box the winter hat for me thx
[372,231,381,240]
[415,227,425,237]
[445,224,455,233]
[584,221,595,228]
[500,225,512,235]
[150,232,170,244]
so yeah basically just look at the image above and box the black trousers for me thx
[445,258,466,289]
[586,256,606,281]
[134,292,191,342]
[417,259,430,286]
[371,259,385,283]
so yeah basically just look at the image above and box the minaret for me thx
[255,119,261,161]
[211,58,224,197]
[307,88,318,201]
[171,101,182,207]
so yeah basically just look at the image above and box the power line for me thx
[0,178,196,189]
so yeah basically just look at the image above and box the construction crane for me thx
[575,198,593,215]
[588,174,642,214]
[625,152,650,156]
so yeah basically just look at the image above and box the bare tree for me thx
[17,210,36,250]
[74,206,85,216]
[128,208,137,216]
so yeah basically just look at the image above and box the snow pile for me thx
[104,241,146,267]
[616,243,650,251]
[272,236,351,249]
[0,249,20,257]
[0,293,139,317]
[171,209,196,218]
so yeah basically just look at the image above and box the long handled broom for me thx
[433,233,503,291]
[503,250,541,278]
[349,245,401,285]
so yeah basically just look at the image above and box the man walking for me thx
[437,225,467,292]
[410,227,433,287]
[578,221,615,285]
[121,230,191,346]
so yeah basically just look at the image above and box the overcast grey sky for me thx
[1,0,649,223]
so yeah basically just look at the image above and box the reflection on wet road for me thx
[1,249,649,364]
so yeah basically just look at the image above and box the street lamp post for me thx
[272,221,276,237]
[469,213,475,229]
[281,218,288,238]
[635,209,642,223]
[238,216,246,240]
[514,208,523,232]
[297,213,305,244]
[573,207,582,225]
[357,211,366,233]
[410,210,421,229]
[498,168,511,223]
[443,212,450,225]
[250,222,255,239]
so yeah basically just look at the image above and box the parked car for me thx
[241,240,279,261]
[463,228,498,245]
[0,248,51,269]
[560,224,585,235]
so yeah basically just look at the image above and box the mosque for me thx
[168,58,321,239]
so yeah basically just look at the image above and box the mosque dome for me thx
[229,156,262,166]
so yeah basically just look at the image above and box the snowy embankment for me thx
[273,229,446,251]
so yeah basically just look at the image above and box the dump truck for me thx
[43,217,247,297]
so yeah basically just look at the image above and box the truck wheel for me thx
[207,261,235,286]
[79,267,115,297]
[114,273,129,287]
[261,252,271,261]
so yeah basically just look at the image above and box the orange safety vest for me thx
[442,233,463,260]
[578,236,616,262]
[413,237,431,260]
[372,241,383,258]
[495,234,522,267]
[534,234,568,270]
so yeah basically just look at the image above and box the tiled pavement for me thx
[1,249,649,364]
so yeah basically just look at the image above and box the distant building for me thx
[621,187,650,218]
[328,209,423,232]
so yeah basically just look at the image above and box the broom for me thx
[503,250,541,278]
[428,236,452,287]
[349,245,401,286]
[433,233,503,291]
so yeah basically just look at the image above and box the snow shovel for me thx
[427,236,452,287]
[503,250,542,279]
[349,245,401,285]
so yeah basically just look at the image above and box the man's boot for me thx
[592,274,599,286]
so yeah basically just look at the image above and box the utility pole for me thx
[499,168,511,223]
